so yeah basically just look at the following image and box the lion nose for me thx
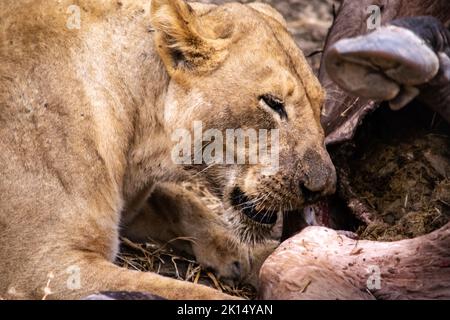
[300,184,321,203]
[300,149,337,197]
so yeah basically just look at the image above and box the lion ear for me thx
[151,0,227,74]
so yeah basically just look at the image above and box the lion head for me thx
[151,0,336,242]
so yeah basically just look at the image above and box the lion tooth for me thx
[304,206,318,226]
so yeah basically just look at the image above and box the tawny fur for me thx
[0,0,335,299]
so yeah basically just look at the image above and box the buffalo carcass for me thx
[260,0,450,300]
[322,0,450,144]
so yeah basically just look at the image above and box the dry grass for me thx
[116,237,257,299]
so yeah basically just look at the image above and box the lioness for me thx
[0,0,336,299]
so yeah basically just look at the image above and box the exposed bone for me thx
[259,223,450,300]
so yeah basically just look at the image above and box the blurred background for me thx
[196,0,336,73]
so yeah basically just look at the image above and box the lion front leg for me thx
[16,250,235,300]
[123,182,261,283]
[1,200,234,300]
